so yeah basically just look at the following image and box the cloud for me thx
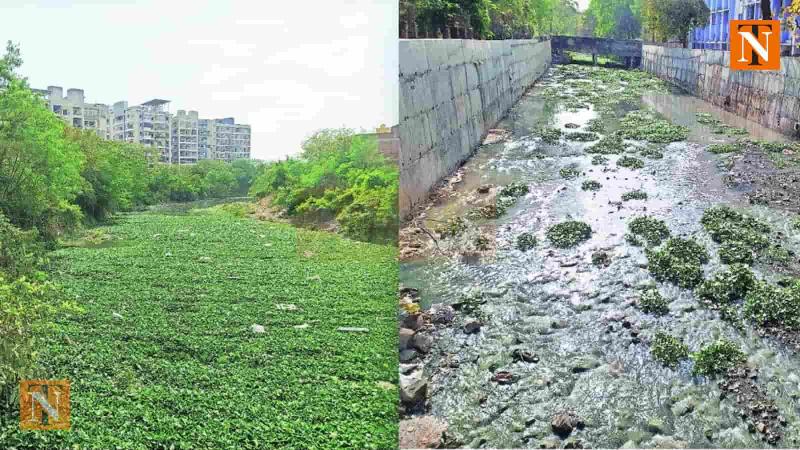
[186,39,257,57]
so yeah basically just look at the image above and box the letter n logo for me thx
[19,379,71,430]
[730,20,780,71]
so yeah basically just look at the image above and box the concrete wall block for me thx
[399,39,430,76]
[450,65,468,99]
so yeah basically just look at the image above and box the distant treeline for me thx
[399,0,714,48]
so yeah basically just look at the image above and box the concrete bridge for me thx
[551,35,643,68]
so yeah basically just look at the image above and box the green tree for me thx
[653,0,710,47]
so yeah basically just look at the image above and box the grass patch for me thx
[639,289,669,315]
[436,217,468,238]
[627,216,670,247]
[591,155,609,165]
[0,213,399,449]
[622,190,648,201]
[691,340,745,377]
[546,221,592,248]
[646,238,710,288]
[537,127,563,144]
[640,145,664,159]
[499,182,529,199]
[586,118,605,133]
[651,332,689,367]
[617,156,645,170]
[581,180,602,191]
[707,143,743,154]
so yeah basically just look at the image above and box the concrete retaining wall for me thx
[642,45,800,137]
[399,38,552,217]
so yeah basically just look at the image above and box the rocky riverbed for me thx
[399,63,800,449]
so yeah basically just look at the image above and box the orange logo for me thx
[730,20,781,71]
[19,379,71,430]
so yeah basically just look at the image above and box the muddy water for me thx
[401,65,800,449]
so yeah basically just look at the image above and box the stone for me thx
[671,397,696,417]
[551,412,582,436]
[652,435,688,449]
[430,304,456,324]
[539,438,560,449]
[402,313,424,330]
[399,416,448,449]
[412,332,435,353]
[399,368,427,405]
[399,327,415,350]
[571,355,601,373]
[400,349,418,363]
[621,440,638,449]
[464,320,482,334]
[564,437,585,449]
[647,417,666,434]
[336,327,369,333]
[250,324,265,334]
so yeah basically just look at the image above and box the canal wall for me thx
[399,38,552,217]
[642,45,800,138]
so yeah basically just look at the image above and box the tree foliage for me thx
[250,129,398,244]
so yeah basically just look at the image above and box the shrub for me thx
[646,238,709,288]
[701,206,770,251]
[499,182,529,198]
[639,289,669,315]
[587,134,625,154]
[628,216,670,247]
[651,332,689,367]
[591,155,609,165]
[546,221,592,248]
[0,212,44,279]
[691,340,745,376]
[718,240,754,265]
[564,131,598,142]
[538,127,562,144]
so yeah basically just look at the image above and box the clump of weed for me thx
[646,238,710,288]
[475,235,491,250]
[765,244,791,265]
[619,111,689,143]
[707,143,743,154]
[622,190,648,201]
[651,332,689,367]
[618,155,645,170]
[592,251,611,267]
[436,217,468,238]
[586,118,604,133]
[628,216,670,247]
[591,155,609,165]
[640,145,664,159]
[701,206,771,260]
[538,127,563,144]
[547,221,592,248]
[793,217,800,230]
[499,182,529,198]
[718,240,754,264]
[587,134,625,154]
[516,233,537,251]
[639,289,669,315]
[560,166,581,179]
[469,204,503,220]
[691,340,745,377]
[743,281,800,329]
[695,112,717,125]
[581,180,602,191]
[565,131,599,142]
[696,264,756,306]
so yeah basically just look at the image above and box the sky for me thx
[576,0,590,11]
[0,0,399,161]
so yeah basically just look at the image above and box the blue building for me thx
[690,0,797,53]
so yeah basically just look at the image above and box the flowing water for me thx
[401,64,800,449]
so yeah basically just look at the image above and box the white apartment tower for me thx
[199,117,251,161]
[36,86,111,139]
[171,110,200,164]
[111,99,172,163]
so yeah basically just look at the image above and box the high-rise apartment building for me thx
[34,86,252,164]
[35,86,112,139]
[690,0,797,52]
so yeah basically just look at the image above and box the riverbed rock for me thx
[399,327,415,350]
[402,313,424,330]
[464,320,482,334]
[647,417,666,434]
[412,332,434,353]
[429,304,455,324]
[400,368,427,405]
[671,397,697,417]
[399,416,448,449]
[551,411,583,437]
[538,438,560,449]
[651,435,688,449]
[571,355,601,373]
[400,349,418,363]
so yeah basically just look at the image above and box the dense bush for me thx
[691,339,744,377]
[249,129,398,244]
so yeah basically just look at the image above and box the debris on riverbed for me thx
[719,365,784,444]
